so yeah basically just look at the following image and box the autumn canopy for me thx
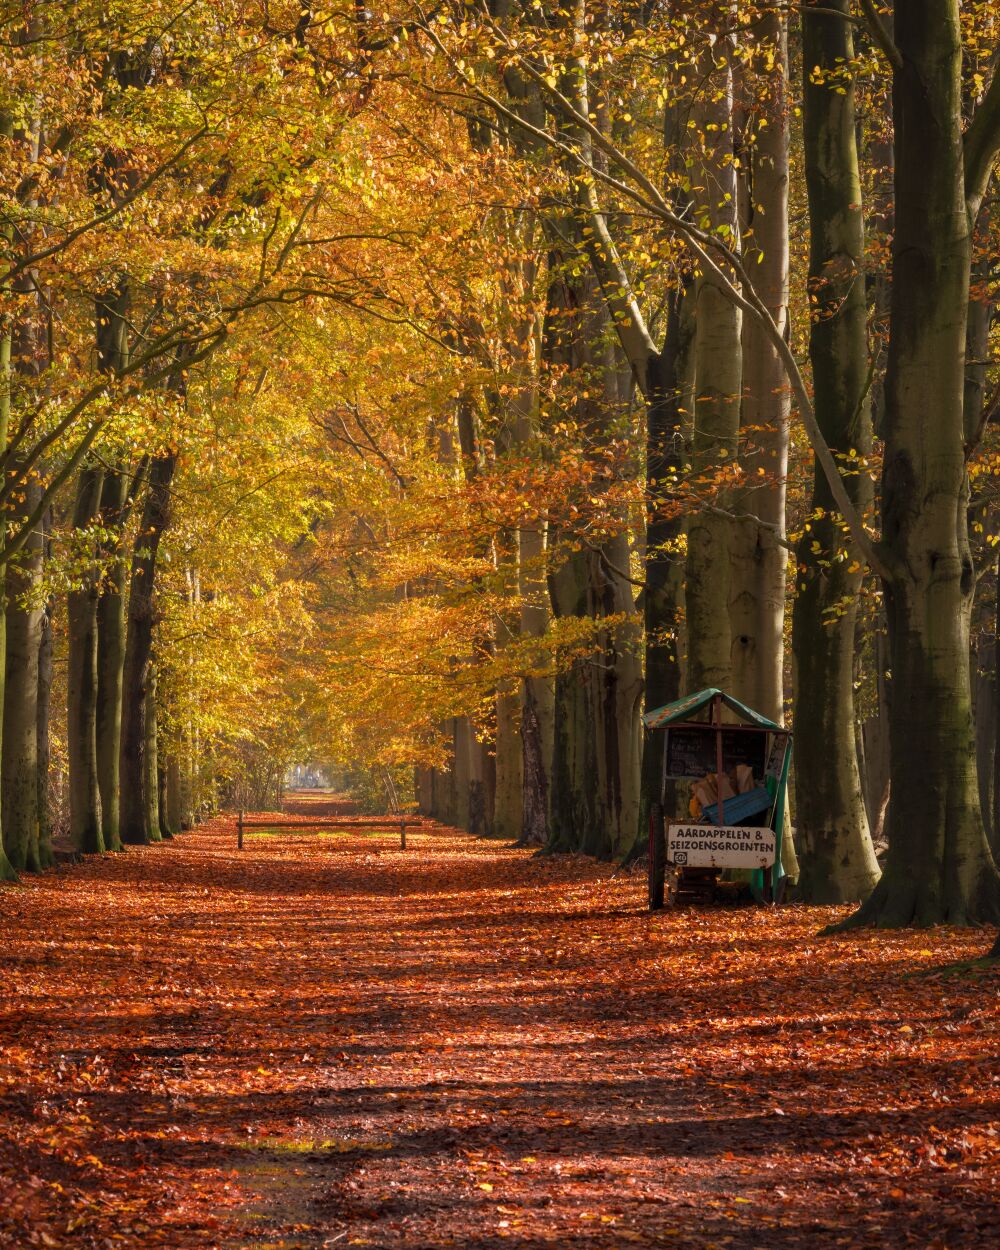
[1,0,1000,1244]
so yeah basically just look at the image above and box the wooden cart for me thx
[644,688,792,910]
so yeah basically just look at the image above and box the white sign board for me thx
[667,823,776,870]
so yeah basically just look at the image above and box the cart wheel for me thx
[648,803,666,911]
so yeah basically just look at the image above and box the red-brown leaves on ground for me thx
[1,800,997,1249]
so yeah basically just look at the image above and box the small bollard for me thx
[400,817,406,850]
[238,809,244,850]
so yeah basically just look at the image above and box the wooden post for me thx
[238,808,244,850]
[400,817,406,850]
[714,695,725,825]
[648,803,665,910]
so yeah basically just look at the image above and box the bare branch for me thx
[965,62,1000,221]
[857,0,902,71]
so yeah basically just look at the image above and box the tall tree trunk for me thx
[639,291,693,818]
[96,475,129,852]
[684,19,742,692]
[453,716,493,837]
[145,664,161,838]
[0,306,10,878]
[37,518,53,858]
[993,562,1000,860]
[731,9,790,723]
[67,468,105,853]
[493,690,521,837]
[157,765,168,835]
[792,1,880,903]
[120,454,176,845]
[548,545,605,854]
[860,625,892,845]
[0,98,45,874]
[3,188,47,872]
[165,754,184,835]
[848,0,1000,926]
[3,484,47,871]
[93,284,131,852]
[519,518,554,846]
[456,394,507,838]
[506,256,553,848]
[543,245,643,859]
[182,568,200,828]
[975,633,995,847]
[547,540,643,859]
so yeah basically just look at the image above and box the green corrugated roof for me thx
[642,688,782,732]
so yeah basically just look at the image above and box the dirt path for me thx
[1,798,997,1249]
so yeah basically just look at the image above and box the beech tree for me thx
[4,0,1000,945]
[846,0,1000,926]
[414,0,1000,923]
[792,0,880,904]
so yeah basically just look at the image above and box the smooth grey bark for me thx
[96,469,132,852]
[158,763,172,838]
[506,253,553,848]
[455,395,503,838]
[459,396,508,839]
[67,467,105,853]
[2,237,46,872]
[165,754,184,834]
[975,633,995,849]
[847,0,1000,926]
[792,0,880,903]
[453,716,494,837]
[0,117,45,873]
[92,286,131,851]
[0,112,10,881]
[860,626,892,845]
[3,484,47,872]
[37,518,53,856]
[994,567,1000,860]
[639,289,693,822]
[144,664,161,839]
[519,515,554,846]
[542,243,643,859]
[684,23,742,692]
[120,453,176,844]
[730,8,791,724]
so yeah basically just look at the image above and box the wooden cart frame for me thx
[643,688,792,910]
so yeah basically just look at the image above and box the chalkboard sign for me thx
[664,725,767,780]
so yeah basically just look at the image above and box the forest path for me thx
[1,799,997,1250]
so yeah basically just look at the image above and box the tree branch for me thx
[965,62,1000,221]
[420,11,894,582]
[857,0,902,71]
[1,124,211,288]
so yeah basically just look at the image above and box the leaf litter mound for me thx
[1,799,997,1249]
